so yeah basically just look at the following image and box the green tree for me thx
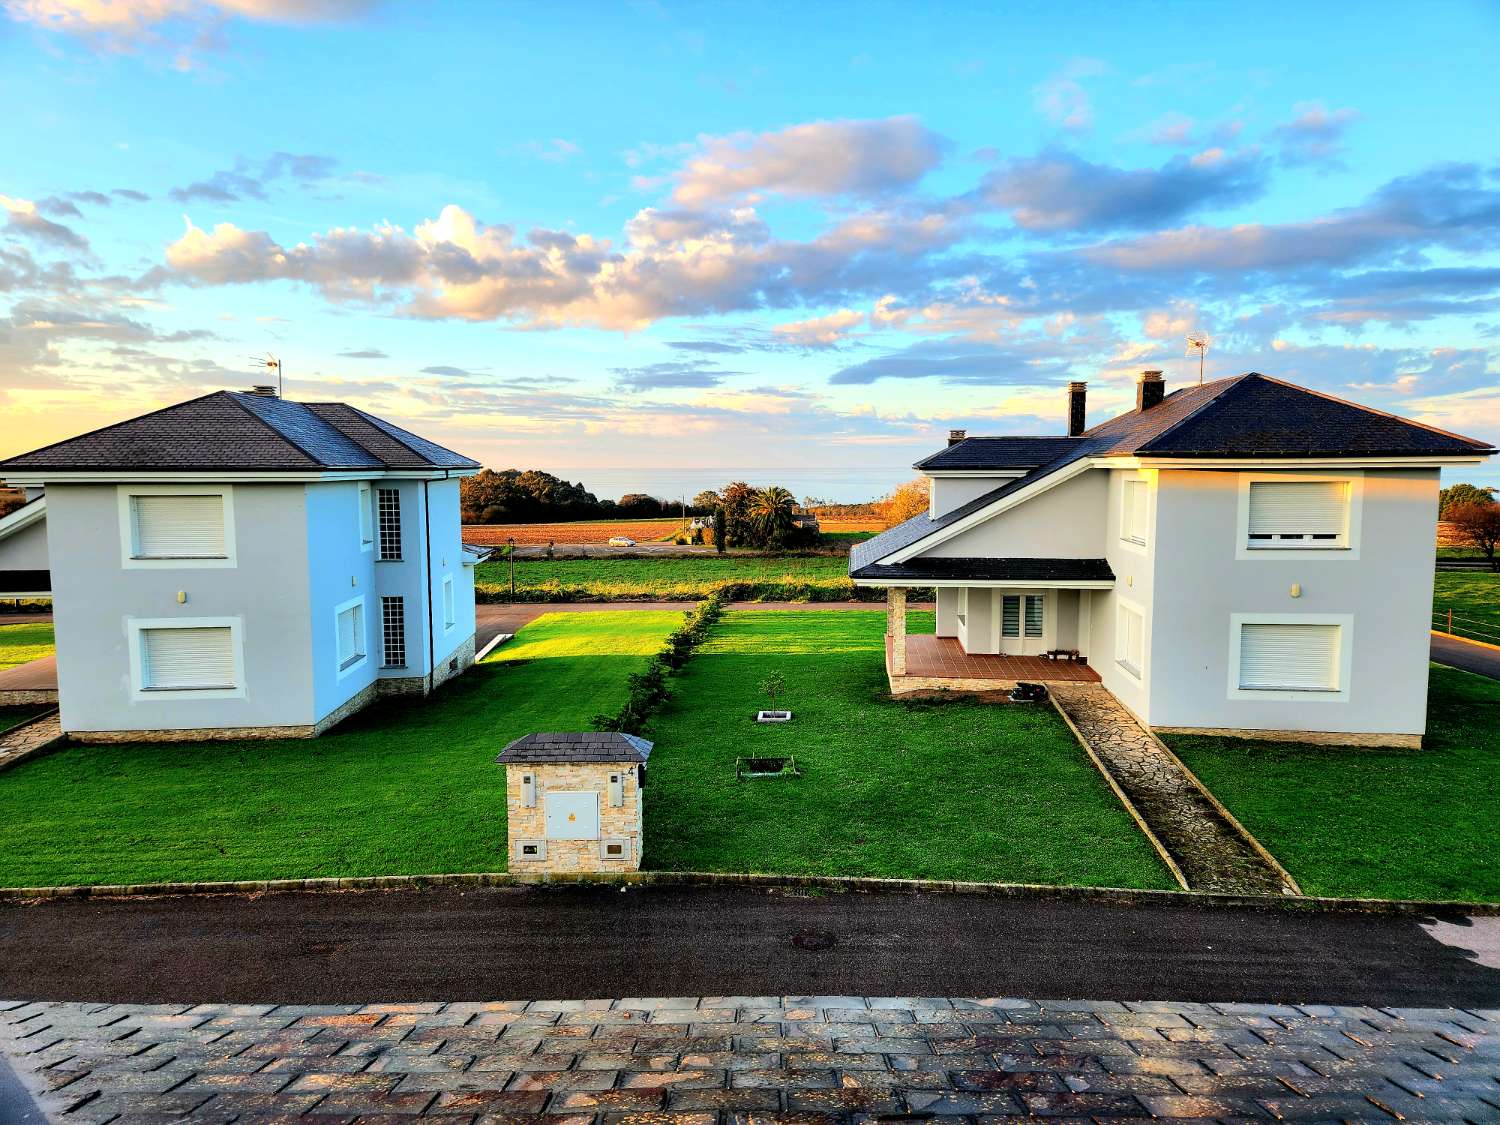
[692,489,722,513]
[719,481,756,547]
[1440,482,1496,518]
[712,508,727,554]
[750,486,797,548]
[1449,502,1500,571]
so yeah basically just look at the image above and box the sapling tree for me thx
[761,671,787,713]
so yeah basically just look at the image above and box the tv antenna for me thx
[1185,332,1211,384]
[251,354,282,398]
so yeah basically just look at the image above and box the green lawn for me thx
[1432,571,1500,644]
[0,622,53,669]
[0,705,51,734]
[1166,665,1500,902]
[0,611,682,887]
[643,610,1174,889]
[476,554,867,602]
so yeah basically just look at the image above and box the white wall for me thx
[305,481,379,722]
[930,475,1014,519]
[47,483,316,734]
[1148,467,1437,736]
[923,469,1108,558]
[935,586,960,637]
[0,514,48,570]
[423,477,475,667]
[1089,468,1156,722]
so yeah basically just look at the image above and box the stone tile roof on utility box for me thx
[496,732,654,764]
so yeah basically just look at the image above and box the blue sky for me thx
[2,0,1498,500]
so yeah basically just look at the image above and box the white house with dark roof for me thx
[851,371,1495,747]
[0,387,485,741]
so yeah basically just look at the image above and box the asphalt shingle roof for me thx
[915,436,1084,471]
[853,372,1495,573]
[849,556,1115,583]
[495,732,654,765]
[0,391,480,473]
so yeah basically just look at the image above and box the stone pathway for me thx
[1049,685,1294,896]
[3,996,1497,1122]
[0,712,62,774]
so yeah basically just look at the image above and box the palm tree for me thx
[750,486,797,548]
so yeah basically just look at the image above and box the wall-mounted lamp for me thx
[177,590,186,604]
[1290,583,1302,599]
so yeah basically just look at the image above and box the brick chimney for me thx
[948,429,967,446]
[1067,381,1087,436]
[1136,369,1165,411]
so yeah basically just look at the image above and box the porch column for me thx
[886,586,908,675]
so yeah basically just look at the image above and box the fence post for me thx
[1448,607,1453,633]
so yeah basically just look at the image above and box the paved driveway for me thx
[1432,631,1500,680]
[2,886,1497,1009]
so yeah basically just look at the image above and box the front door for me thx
[998,592,1047,656]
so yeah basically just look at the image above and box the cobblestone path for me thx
[3,996,1497,1121]
[0,712,61,774]
[1049,685,1295,896]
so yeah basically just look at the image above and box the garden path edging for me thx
[0,867,1493,917]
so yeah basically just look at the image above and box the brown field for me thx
[463,519,683,546]
[462,515,886,546]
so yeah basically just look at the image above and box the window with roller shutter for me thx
[140,626,236,690]
[1246,480,1349,548]
[1238,623,1341,692]
[130,494,226,558]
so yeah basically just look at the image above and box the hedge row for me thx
[592,589,728,734]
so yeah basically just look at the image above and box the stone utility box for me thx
[496,732,652,873]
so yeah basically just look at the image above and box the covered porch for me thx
[883,582,1106,695]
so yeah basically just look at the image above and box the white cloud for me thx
[771,308,863,347]
[1033,58,1107,133]
[670,116,946,205]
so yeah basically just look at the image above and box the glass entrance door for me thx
[999,592,1047,655]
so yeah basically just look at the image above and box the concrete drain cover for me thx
[791,928,836,951]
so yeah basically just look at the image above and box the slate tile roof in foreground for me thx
[855,372,1495,574]
[496,732,654,765]
[0,391,479,473]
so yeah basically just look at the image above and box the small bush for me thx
[592,588,728,732]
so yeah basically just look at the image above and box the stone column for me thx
[887,587,908,676]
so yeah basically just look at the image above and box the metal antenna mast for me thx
[251,354,283,397]
[1185,332,1211,385]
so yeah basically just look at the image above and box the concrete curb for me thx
[0,867,1493,916]
[0,710,64,775]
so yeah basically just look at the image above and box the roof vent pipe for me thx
[948,429,967,446]
[247,384,278,397]
[1136,370,1165,411]
[1067,381,1087,436]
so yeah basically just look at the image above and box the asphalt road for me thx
[1432,630,1500,679]
[2,885,1496,1008]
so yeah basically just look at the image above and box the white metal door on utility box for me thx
[545,791,600,839]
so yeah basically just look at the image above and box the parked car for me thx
[607,536,636,546]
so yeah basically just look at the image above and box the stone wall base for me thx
[1154,725,1422,750]
[0,689,57,706]
[889,671,1019,696]
[374,633,477,698]
[72,723,320,743]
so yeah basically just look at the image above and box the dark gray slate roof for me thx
[850,557,1114,583]
[496,732,653,765]
[915,436,1083,471]
[852,372,1494,574]
[0,391,480,473]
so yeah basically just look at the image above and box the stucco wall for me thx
[424,478,474,671]
[372,480,430,681]
[922,469,1108,558]
[1148,467,1437,736]
[1089,468,1156,722]
[0,513,49,571]
[305,481,379,724]
[935,586,960,637]
[47,483,316,734]
[929,475,1014,519]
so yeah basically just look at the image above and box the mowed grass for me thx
[0,611,682,887]
[476,554,862,602]
[0,622,53,669]
[1166,665,1500,902]
[0,705,51,734]
[644,610,1173,889]
[1432,571,1500,642]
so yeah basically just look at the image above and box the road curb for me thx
[0,867,1493,916]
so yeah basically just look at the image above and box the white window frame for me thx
[1115,598,1145,682]
[334,594,368,678]
[117,485,237,570]
[127,616,246,701]
[357,482,374,552]
[442,574,455,632]
[1227,613,1353,702]
[1119,475,1150,552]
[1235,472,1362,561]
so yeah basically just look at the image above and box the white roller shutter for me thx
[1239,623,1340,691]
[132,495,226,558]
[1247,481,1347,543]
[1123,479,1148,544]
[141,627,235,689]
